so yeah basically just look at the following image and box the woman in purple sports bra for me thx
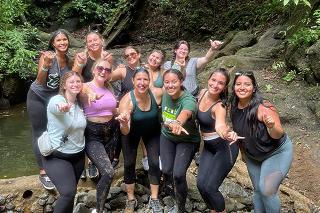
[81,58,119,213]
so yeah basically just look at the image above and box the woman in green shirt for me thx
[161,69,201,213]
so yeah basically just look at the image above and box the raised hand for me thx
[263,112,275,129]
[41,51,56,68]
[164,121,189,135]
[55,102,73,113]
[102,51,113,60]
[74,50,87,65]
[115,110,132,126]
[210,39,223,50]
[223,126,245,145]
[86,92,105,106]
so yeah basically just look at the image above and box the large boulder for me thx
[216,31,257,58]
[307,40,320,80]
[236,25,285,59]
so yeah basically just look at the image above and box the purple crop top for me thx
[83,82,117,117]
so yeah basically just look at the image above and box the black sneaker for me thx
[88,162,98,178]
[111,160,120,168]
[149,197,162,213]
[80,168,86,179]
[39,174,55,190]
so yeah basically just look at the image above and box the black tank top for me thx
[82,53,95,83]
[118,66,134,101]
[232,106,286,157]
[196,90,221,133]
[130,89,161,135]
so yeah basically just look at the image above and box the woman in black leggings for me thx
[116,68,164,213]
[160,69,200,213]
[81,58,119,213]
[196,68,243,213]
[27,30,73,190]
[42,71,87,213]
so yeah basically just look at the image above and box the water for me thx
[0,103,39,179]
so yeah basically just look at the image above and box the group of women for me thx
[27,30,293,213]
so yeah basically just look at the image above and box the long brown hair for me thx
[59,71,84,96]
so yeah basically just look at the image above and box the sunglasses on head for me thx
[96,66,111,73]
[125,52,137,59]
[135,66,148,71]
[235,71,254,76]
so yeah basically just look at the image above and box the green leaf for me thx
[283,0,290,6]
[293,0,299,5]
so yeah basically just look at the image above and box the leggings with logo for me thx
[245,136,293,213]
[42,150,85,213]
[160,134,199,213]
[197,137,239,212]
[85,119,119,213]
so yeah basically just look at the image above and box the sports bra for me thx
[82,82,117,117]
[153,70,163,88]
[118,66,134,101]
[196,90,221,133]
[81,53,95,83]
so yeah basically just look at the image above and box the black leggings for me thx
[85,119,119,213]
[42,150,85,213]
[197,137,239,212]
[121,131,161,185]
[27,89,48,170]
[160,134,199,212]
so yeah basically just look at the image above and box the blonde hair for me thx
[91,58,114,94]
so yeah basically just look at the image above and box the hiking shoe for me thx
[123,198,137,213]
[142,156,149,171]
[39,174,55,190]
[168,205,177,213]
[88,162,98,178]
[149,197,162,213]
[111,160,120,168]
[80,168,87,179]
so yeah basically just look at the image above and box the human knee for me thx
[173,172,186,185]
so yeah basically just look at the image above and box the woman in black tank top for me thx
[196,68,242,213]
[115,68,164,213]
[73,31,114,83]
[230,71,293,213]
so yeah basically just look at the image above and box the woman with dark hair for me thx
[146,49,166,88]
[42,71,86,213]
[196,68,243,213]
[27,30,73,190]
[230,71,293,213]
[81,58,118,213]
[163,40,222,99]
[116,68,164,213]
[109,46,142,168]
[160,69,200,213]
[73,31,113,83]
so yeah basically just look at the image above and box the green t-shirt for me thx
[161,90,200,143]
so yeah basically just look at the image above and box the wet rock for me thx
[44,204,54,213]
[74,192,88,206]
[47,195,55,204]
[0,206,5,212]
[73,203,90,213]
[141,194,149,203]
[5,202,14,210]
[0,195,5,205]
[84,190,96,208]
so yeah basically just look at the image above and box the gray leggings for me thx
[245,136,293,213]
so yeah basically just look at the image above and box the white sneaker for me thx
[142,156,149,171]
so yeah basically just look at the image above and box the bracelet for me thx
[267,125,275,131]
[41,67,48,72]
[120,122,128,128]
[175,120,182,126]
[77,63,84,67]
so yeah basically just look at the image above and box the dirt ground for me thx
[258,69,320,207]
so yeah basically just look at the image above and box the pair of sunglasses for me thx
[125,52,137,59]
[235,71,254,76]
[97,66,111,73]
